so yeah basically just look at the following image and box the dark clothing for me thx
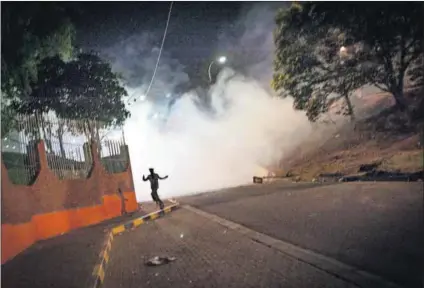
[145,173,161,190]
[151,190,164,209]
[144,172,167,210]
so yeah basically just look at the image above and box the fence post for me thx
[90,140,101,167]
[119,144,130,161]
[121,144,135,191]
[83,142,91,163]
[34,140,46,172]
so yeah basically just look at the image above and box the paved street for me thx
[104,208,356,288]
[179,181,423,288]
[3,182,421,288]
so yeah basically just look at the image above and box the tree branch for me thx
[372,82,390,93]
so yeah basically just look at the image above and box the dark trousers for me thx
[151,189,164,209]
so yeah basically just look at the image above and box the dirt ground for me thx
[277,88,423,181]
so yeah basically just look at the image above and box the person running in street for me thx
[142,168,168,209]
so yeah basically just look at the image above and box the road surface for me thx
[179,181,423,288]
[104,208,357,288]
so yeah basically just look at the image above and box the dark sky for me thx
[65,1,287,100]
[75,2,244,68]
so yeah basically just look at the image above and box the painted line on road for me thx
[183,205,404,288]
[91,232,114,288]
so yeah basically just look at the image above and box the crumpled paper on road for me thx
[145,256,177,266]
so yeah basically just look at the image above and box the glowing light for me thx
[339,46,349,59]
[218,56,227,64]
[166,93,171,98]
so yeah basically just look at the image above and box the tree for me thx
[58,53,130,141]
[274,2,423,115]
[272,4,366,122]
[15,53,130,154]
[1,2,78,137]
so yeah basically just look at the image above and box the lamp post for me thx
[208,56,227,83]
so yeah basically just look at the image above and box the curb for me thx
[183,205,404,288]
[111,203,180,236]
[90,203,180,288]
[91,232,114,288]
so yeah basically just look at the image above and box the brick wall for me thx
[1,140,137,264]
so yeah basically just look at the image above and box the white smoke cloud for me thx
[124,68,313,201]
[104,3,317,201]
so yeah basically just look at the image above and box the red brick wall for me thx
[1,140,137,264]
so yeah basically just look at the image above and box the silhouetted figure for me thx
[143,168,168,210]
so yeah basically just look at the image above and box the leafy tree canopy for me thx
[15,52,130,137]
[273,2,423,122]
[1,2,78,96]
[1,2,79,136]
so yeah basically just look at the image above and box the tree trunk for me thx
[95,121,101,145]
[392,69,408,111]
[82,121,90,140]
[89,121,96,141]
[343,93,355,122]
[40,118,53,153]
[57,123,66,158]
[94,121,102,155]
[392,90,408,111]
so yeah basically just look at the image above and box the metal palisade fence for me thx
[1,113,129,185]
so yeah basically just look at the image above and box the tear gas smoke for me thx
[125,69,313,200]
[105,3,316,201]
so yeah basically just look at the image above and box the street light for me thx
[208,56,227,83]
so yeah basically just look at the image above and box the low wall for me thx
[1,140,137,264]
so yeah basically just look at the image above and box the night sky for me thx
[3,1,286,103]
[75,2,245,70]
[61,1,286,99]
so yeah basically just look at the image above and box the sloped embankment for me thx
[280,89,423,182]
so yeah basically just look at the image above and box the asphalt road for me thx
[178,181,423,288]
[104,208,357,288]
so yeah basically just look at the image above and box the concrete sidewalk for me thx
[1,201,172,288]
[103,208,356,288]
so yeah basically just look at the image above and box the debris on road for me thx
[145,256,176,267]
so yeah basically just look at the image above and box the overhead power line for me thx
[127,1,174,104]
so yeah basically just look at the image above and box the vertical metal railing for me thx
[99,135,128,174]
[1,114,41,185]
[41,114,93,180]
[2,113,128,181]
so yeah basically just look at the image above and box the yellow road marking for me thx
[133,218,144,227]
[103,251,109,263]
[93,264,105,283]
[112,225,125,235]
